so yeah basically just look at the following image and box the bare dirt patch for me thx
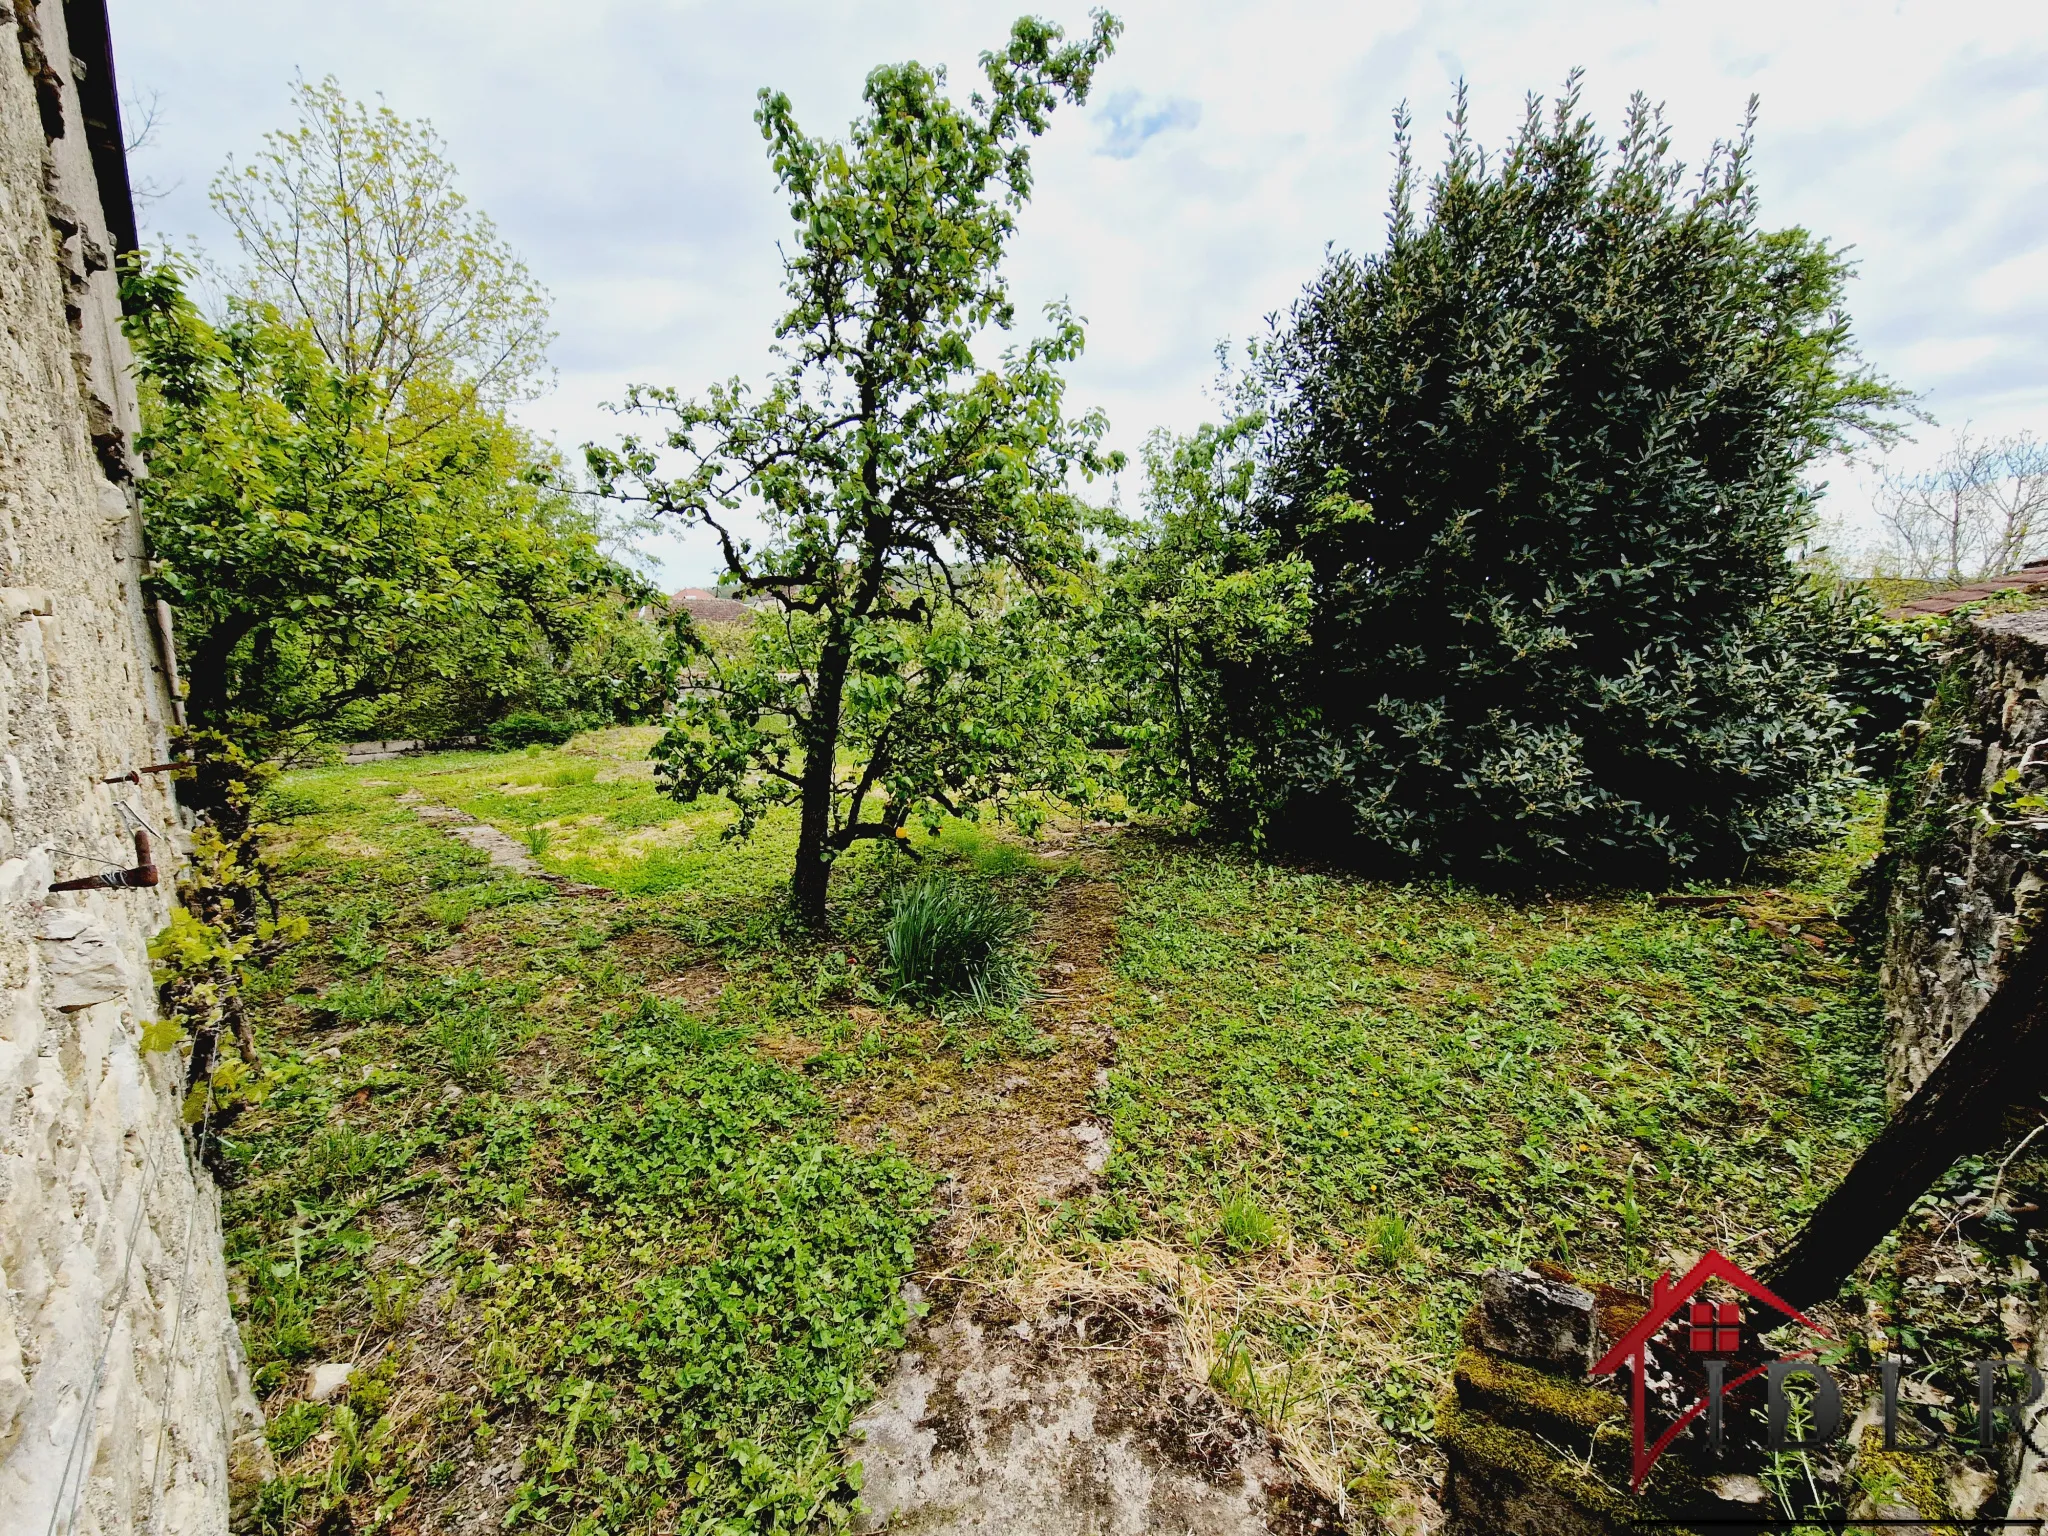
[648,962,727,1011]
[837,865,1123,1215]
[852,1289,1346,1535]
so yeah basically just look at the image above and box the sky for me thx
[106,0,2048,587]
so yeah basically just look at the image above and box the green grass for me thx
[1106,851,1880,1250]
[226,738,937,1535]
[1218,1188,1280,1253]
[222,730,1927,1529]
[1079,846,1884,1447]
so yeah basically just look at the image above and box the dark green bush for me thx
[882,874,1027,1007]
[486,710,591,750]
[1825,589,1944,782]
[1151,79,1902,880]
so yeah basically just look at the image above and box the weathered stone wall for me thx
[1879,607,2048,1097]
[0,3,259,1532]
[1873,608,2048,1525]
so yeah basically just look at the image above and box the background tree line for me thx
[1867,427,2048,584]
[127,80,687,757]
[137,25,1961,918]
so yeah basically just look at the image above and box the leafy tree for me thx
[341,590,690,745]
[123,260,658,745]
[1101,416,1315,837]
[590,14,1123,925]
[213,77,552,403]
[1206,78,1904,879]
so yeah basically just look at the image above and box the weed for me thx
[481,1335,525,1399]
[1219,1188,1279,1253]
[312,976,414,1027]
[431,1006,503,1087]
[330,907,390,971]
[305,1123,393,1188]
[422,890,472,930]
[1210,1328,1306,1431]
[367,1269,420,1332]
[524,824,553,858]
[1364,1212,1415,1267]
[883,873,1026,1007]
[266,1399,328,1458]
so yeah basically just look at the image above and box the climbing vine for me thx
[148,729,306,1173]
[1853,598,2048,951]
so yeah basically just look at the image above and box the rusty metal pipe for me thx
[49,829,159,892]
[99,764,179,785]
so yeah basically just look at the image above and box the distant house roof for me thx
[1885,561,2048,619]
[669,588,754,624]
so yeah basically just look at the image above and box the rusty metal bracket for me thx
[49,829,158,892]
[100,763,178,785]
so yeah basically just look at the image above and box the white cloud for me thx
[1093,89,1201,159]
[108,0,2048,582]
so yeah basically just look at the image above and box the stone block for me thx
[35,910,127,1012]
[1476,1266,1599,1372]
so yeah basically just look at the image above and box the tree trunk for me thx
[183,614,255,728]
[1759,930,2048,1311]
[791,630,851,928]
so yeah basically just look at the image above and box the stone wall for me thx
[1874,606,2048,1524]
[1879,607,2048,1097]
[0,3,259,1532]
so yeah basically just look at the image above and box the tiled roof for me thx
[1885,562,2048,618]
[670,590,754,624]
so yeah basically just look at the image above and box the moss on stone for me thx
[1438,1393,1696,1533]
[1453,1345,1626,1448]
[1847,1422,1960,1531]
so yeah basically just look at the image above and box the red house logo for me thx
[1590,1250,1828,1489]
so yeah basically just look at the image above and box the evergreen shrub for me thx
[1167,80,1904,878]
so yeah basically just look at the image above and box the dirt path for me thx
[841,853,1352,1535]
[396,792,610,895]
[832,867,1123,1215]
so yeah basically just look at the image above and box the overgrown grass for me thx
[223,733,1932,1529]
[1042,840,1890,1496]
[498,1000,930,1532]
[226,738,940,1535]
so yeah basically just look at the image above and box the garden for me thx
[123,10,2048,1533]
[219,732,1915,1531]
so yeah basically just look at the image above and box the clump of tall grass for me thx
[1219,1188,1279,1254]
[882,873,1026,1008]
[1363,1211,1415,1267]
